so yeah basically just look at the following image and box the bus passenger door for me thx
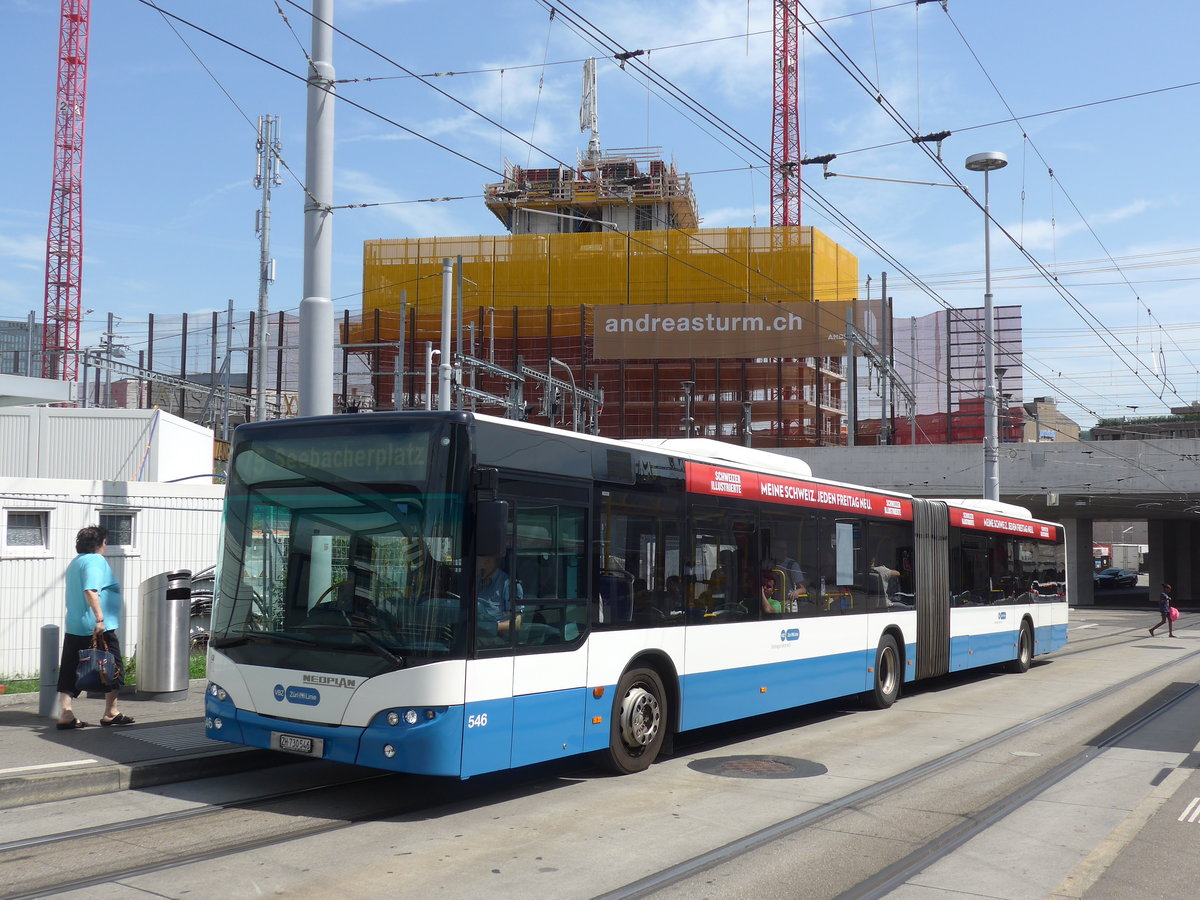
[508,483,591,769]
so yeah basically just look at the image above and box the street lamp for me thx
[965,151,1008,502]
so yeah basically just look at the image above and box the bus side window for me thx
[509,497,588,650]
[595,488,683,630]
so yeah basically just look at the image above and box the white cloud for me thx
[338,168,467,237]
[0,233,45,264]
[700,205,763,229]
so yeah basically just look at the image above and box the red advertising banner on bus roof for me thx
[685,462,913,521]
[949,506,1059,541]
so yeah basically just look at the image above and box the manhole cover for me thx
[688,755,827,779]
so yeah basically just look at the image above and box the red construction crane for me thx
[42,0,90,381]
[771,0,802,228]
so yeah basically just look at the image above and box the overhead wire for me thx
[529,0,1106,417]
[939,5,1200,388]
[280,0,1199,420]
[140,1,1178,435]
[792,1,1187,417]
[279,0,942,379]
[145,0,310,202]
[134,0,507,180]
[122,1,1046,430]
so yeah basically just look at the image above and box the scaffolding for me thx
[483,148,699,233]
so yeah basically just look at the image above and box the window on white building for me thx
[4,510,50,554]
[98,511,137,549]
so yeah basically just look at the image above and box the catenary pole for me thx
[299,1,335,417]
[965,151,1008,502]
[439,258,454,410]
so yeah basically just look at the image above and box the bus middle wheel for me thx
[864,634,901,709]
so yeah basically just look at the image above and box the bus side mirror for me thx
[475,500,509,558]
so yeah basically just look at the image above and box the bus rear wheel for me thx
[601,667,667,775]
[1007,622,1033,673]
[863,635,901,709]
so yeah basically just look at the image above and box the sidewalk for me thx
[0,679,280,810]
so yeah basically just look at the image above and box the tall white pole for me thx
[439,258,454,410]
[299,1,335,417]
[966,151,1007,502]
[424,342,435,410]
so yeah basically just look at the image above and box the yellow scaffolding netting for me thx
[360,226,857,341]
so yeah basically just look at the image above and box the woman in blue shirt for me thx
[56,525,135,729]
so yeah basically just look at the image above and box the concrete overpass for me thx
[781,439,1200,607]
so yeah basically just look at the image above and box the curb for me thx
[0,678,210,709]
[0,747,287,811]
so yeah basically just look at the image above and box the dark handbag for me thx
[76,635,123,692]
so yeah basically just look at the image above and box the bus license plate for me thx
[271,731,323,757]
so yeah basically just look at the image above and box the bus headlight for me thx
[403,709,419,725]
[213,717,223,730]
[208,683,228,702]
[383,744,397,758]
[387,711,400,726]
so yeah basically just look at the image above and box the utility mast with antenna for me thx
[253,114,282,421]
[42,0,90,381]
[771,0,802,227]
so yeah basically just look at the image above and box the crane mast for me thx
[771,0,802,228]
[42,0,90,381]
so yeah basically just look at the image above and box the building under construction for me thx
[357,146,861,447]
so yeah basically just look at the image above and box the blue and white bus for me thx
[204,411,1067,777]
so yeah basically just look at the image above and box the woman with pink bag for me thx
[1149,583,1178,638]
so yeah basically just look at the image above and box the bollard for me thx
[39,624,60,718]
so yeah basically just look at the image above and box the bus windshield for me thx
[211,423,467,676]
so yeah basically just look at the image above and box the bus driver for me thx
[476,554,522,638]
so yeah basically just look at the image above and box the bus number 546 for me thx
[467,713,488,728]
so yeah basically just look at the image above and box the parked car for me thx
[1094,567,1138,589]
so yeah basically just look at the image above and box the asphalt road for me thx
[2,609,1197,900]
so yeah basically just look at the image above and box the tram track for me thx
[0,764,543,900]
[838,679,1199,900]
[598,635,1200,900]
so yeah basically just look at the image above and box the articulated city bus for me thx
[204,411,1067,777]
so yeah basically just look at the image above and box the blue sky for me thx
[4,0,1200,427]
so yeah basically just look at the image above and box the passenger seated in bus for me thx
[760,572,783,614]
[476,554,522,638]
[662,575,684,613]
[693,566,730,615]
[766,539,806,606]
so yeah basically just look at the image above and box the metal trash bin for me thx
[137,569,192,701]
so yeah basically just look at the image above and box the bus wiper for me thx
[293,624,406,668]
[212,632,316,650]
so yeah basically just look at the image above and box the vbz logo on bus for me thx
[780,628,800,642]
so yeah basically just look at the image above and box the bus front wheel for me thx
[863,635,901,709]
[601,667,667,774]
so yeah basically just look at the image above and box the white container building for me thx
[0,408,225,676]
